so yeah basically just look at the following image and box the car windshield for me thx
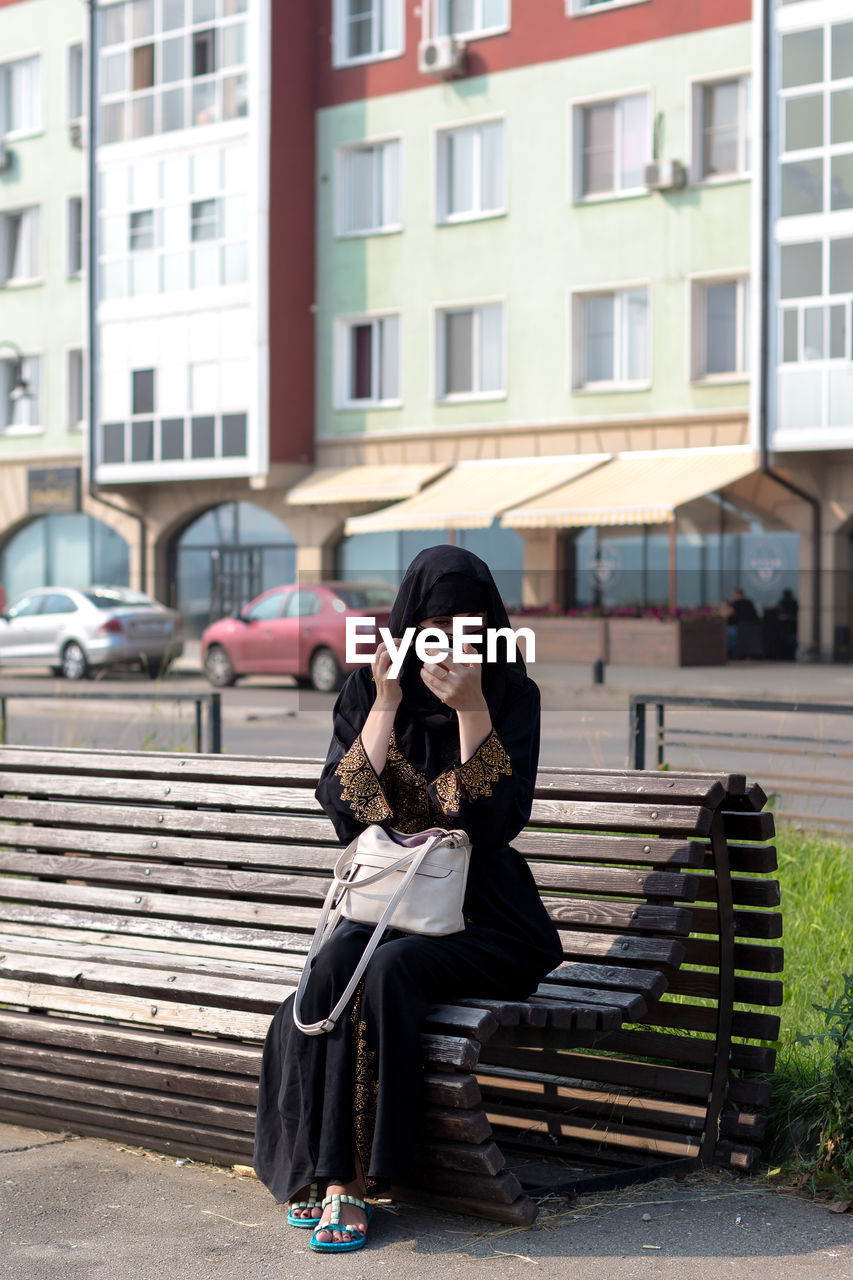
[332,586,397,611]
[84,588,157,609]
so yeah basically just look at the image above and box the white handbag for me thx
[292,825,472,1036]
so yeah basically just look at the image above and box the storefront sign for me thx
[27,467,82,515]
[745,537,788,593]
[583,543,624,588]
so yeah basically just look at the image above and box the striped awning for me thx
[500,448,760,528]
[284,463,450,506]
[344,455,611,534]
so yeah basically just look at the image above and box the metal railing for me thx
[0,690,222,754]
[629,693,853,831]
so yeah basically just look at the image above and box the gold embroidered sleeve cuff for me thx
[432,728,513,815]
[333,734,393,824]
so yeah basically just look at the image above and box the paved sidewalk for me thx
[1,1122,851,1280]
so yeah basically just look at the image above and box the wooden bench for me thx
[0,747,782,1225]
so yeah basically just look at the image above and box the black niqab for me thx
[387,545,527,767]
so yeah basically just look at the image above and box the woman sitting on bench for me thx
[252,545,563,1252]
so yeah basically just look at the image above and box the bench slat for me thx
[513,831,705,866]
[529,799,713,835]
[544,897,692,935]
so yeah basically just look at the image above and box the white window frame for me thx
[0,352,43,434]
[68,196,84,277]
[0,53,43,138]
[67,347,85,431]
[334,311,403,409]
[571,90,652,202]
[67,43,85,124]
[332,0,405,69]
[570,283,652,392]
[690,72,752,183]
[432,0,511,40]
[567,0,651,16]
[689,273,751,383]
[434,299,506,402]
[335,136,403,237]
[435,115,507,224]
[0,206,43,285]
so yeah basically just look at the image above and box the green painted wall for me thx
[0,0,85,461]
[316,22,752,440]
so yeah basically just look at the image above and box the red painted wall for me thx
[268,0,316,465]
[317,0,751,107]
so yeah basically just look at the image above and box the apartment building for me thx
[298,0,806,637]
[0,0,118,601]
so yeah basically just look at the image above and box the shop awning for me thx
[500,448,760,529]
[284,463,450,506]
[343,455,611,534]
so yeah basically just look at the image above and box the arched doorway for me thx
[168,501,296,635]
[0,513,130,603]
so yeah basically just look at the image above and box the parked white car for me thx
[0,586,183,680]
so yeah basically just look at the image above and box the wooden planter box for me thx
[608,617,727,667]
[508,615,608,664]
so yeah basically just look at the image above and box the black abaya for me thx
[252,548,564,1204]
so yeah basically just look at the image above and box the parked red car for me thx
[200,581,397,692]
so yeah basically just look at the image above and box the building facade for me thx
[304,0,805,635]
[0,0,140,601]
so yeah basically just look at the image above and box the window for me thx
[191,197,219,240]
[0,55,42,135]
[694,77,751,180]
[573,288,649,388]
[338,139,401,235]
[570,0,647,11]
[576,95,649,198]
[129,209,155,251]
[436,120,505,221]
[692,277,750,379]
[435,0,508,37]
[245,591,287,622]
[68,197,84,276]
[98,1,248,139]
[333,0,404,66]
[1,208,41,284]
[68,44,84,122]
[40,593,78,616]
[68,349,85,428]
[5,594,43,619]
[337,314,401,406]
[284,590,322,618]
[436,303,504,398]
[1,354,42,431]
[132,368,155,414]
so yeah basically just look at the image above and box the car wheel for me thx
[204,644,237,687]
[61,641,89,681]
[310,647,343,694]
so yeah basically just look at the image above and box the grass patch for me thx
[764,824,853,1195]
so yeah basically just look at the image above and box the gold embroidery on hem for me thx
[350,980,380,1193]
[333,735,393,823]
[456,728,513,800]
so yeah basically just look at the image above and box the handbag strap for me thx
[292,830,447,1036]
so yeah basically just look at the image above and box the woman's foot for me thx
[311,1180,368,1245]
[288,1182,323,1222]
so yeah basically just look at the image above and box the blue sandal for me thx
[309,1193,373,1252]
[287,1181,322,1228]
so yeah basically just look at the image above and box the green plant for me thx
[790,975,853,1185]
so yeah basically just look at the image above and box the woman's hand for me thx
[372,639,403,709]
[420,642,486,714]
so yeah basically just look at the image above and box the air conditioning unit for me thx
[0,142,14,173]
[69,121,84,149]
[644,159,686,191]
[418,36,467,77]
